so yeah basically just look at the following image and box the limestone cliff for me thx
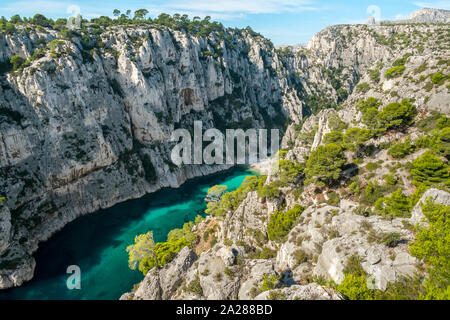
[0,14,449,292]
[121,19,449,300]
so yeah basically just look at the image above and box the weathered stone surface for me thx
[313,211,417,291]
[122,247,197,300]
[254,284,343,300]
[0,205,11,254]
[238,260,276,300]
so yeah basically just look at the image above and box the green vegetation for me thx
[430,71,449,86]
[365,162,380,171]
[357,97,417,132]
[127,222,197,276]
[388,138,415,158]
[342,127,373,152]
[385,66,405,79]
[368,69,380,83]
[336,255,373,300]
[327,114,348,132]
[374,189,414,218]
[186,276,203,295]
[410,151,450,188]
[410,200,450,299]
[276,160,304,186]
[260,274,280,292]
[384,53,411,79]
[206,176,266,216]
[267,205,305,241]
[10,55,25,71]
[378,100,417,131]
[206,185,227,202]
[257,183,281,200]
[323,131,344,145]
[305,144,346,186]
[356,82,371,93]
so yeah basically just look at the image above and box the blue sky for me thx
[0,0,449,45]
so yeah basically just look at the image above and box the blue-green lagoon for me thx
[0,167,255,300]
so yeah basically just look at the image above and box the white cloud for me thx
[0,0,320,21]
[145,0,319,20]
[413,1,450,10]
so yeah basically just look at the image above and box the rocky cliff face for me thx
[0,17,449,291]
[121,21,449,300]
[0,25,305,288]
[409,8,450,24]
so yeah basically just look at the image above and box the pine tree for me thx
[305,143,346,185]
[410,151,450,187]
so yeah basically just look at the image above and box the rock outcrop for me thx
[409,8,450,24]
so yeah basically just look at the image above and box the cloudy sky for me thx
[0,0,449,45]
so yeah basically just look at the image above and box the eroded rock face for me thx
[313,211,417,291]
[0,244,35,289]
[254,284,343,300]
[120,247,197,300]
[409,8,450,24]
[0,25,301,288]
[0,205,11,253]
[1,17,448,292]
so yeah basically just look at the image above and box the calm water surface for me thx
[0,167,255,300]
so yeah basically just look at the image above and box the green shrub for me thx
[10,55,25,71]
[336,274,374,300]
[349,181,361,195]
[128,221,197,276]
[260,274,280,292]
[388,138,415,158]
[375,188,415,219]
[356,82,371,93]
[378,232,401,247]
[186,276,203,295]
[410,151,450,187]
[410,200,450,300]
[368,69,380,83]
[323,131,344,145]
[378,99,417,131]
[257,183,281,200]
[374,274,426,300]
[268,290,287,300]
[384,173,398,186]
[206,175,266,216]
[335,254,375,300]
[413,62,427,75]
[327,114,348,132]
[365,162,380,171]
[430,71,449,86]
[385,66,405,79]
[327,191,340,206]
[277,160,304,186]
[305,144,346,185]
[267,205,305,241]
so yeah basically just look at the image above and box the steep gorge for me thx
[0,13,449,292]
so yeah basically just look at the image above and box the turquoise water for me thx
[0,167,255,300]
